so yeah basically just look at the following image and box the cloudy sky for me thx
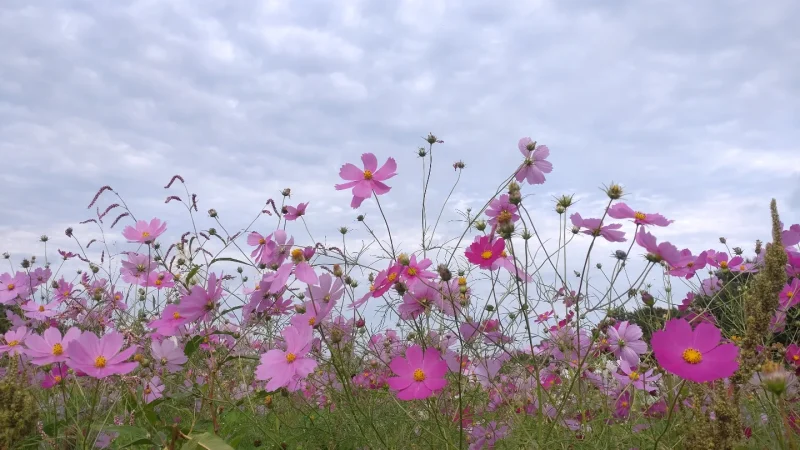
[1,0,799,318]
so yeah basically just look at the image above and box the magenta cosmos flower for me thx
[465,235,505,269]
[255,324,317,392]
[122,218,167,244]
[24,326,81,366]
[607,202,673,227]
[335,153,397,208]
[570,213,626,242]
[651,318,738,383]
[66,331,139,378]
[514,137,552,185]
[387,345,448,400]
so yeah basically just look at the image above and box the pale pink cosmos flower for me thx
[398,283,440,320]
[387,345,448,400]
[148,304,191,337]
[151,337,188,373]
[635,229,681,266]
[0,326,29,356]
[614,359,661,391]
[606,321,647,366]
[707,252,744,271]
[143,271,176,290]
[570,213,626,242]
[401,254,436,289]
[283,202,308,221]
[255,324,317,392]
[247,232,273,266]
[122,218,167,244]
[0,271,31,304]
[143,376,165,403]
[120,252,156,284]
[607,202,673,227]
[24,326,81,365]
[54,278,76,302]
[514,137,553,185]
[177,272,224,323]
[66,331,139,378]
[485,194,519,226]
[335,153,397,208]
[21,301,59,321]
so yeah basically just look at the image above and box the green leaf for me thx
[209,257,252,267]
[184,335,203,357]
[185,432,235,450]
[185,265,201,284]
[119,438,158,448]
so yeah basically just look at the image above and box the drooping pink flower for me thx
[289,247,318,285]
[465,235,505,269]
[20,301,59,321]
[485,194,519,226]
[143,376,165,403]
[66,331,139,378]
[635,229,681,266]
[0,326,29,356]
[122,218,167,244]
[490,250,532,281]
[607,202,673,227]
[151,337,188,373]
[255,324,317,392]
[514,138,553,185]
[0,272,31,304]
[607,321,647,365]
[570,213,626,242]
[283,202,309,221]
[335,153,397,208]
[24,326,81,365]
[387,345,448,400]
[651,318,739,383]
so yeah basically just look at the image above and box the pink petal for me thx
[372,157,397,181]
[361,153,378,172]
[339,163,364,181]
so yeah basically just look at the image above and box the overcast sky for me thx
[1,1,799,318]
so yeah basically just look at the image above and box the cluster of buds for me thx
[508,181,522,206]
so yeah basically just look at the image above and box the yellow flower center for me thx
[52,343,64,356]
[628,371,640,381]
[621,401,629,408]
[286,352,297,363]
[155,279,162,286]
[142,231,150,238]
[788,292,794,299]
[413,368,425,382]
[481,250,493,260]
[259,238,266,245]
[388,273,397,282]
[720,261,728,269]
[144,386,152,394]
[323,294,331,303]
[498,210,513,223]
[38,305,45,312]
[634,212,646,221]
[739,264,746,271]
[407,267,417,277]
[363,170,373,180]
[6,283,14,290]
[291,248,304,260]
[682,348,703,364]
[369,284,375,292]
[64,291,71,297]
[309,317,316,326]
[500,250,508,258]
[794,355,799,361]
[458,277,467,286]
[173,311,181,319]
[54,375,62,383]
[7,340,19,347]
[94,356,107,368]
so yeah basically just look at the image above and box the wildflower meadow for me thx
[3,135,800,450]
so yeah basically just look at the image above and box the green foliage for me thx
[0,367,39,448]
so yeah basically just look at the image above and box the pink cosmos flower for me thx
[122,218,167,244]
[635,229,682,266]
[54,278,76,302]
[780,278,800,310]
[485,194,519,226]
[247,232,273,266]
[514,137,552,185]
[707,252,744,271]
[401,255,436,289]
[490,250,532,281]
[335,153,397,208]
[66,331,139,378]
[651,318,739,383]
[144,271,176,290]
[177,272,224,323]
[24,326,81,365]
[465,235,505,269]
[30,267,51,287]
[0,326,29,356]
[283,202,308,221]
[570,213,626,242]
[255,324,317,392]
[21,301,59,321]
[149,304,191,336]
[607,202,673,227]
[469,421,510,450]
[0,272,31,304]
[151,337,188,373]
[607,321,647,365]
[143,377,165,403]
[782,223,800,247]
[120,252,156,284]
[387,345,448,400]
[41,365,70,389]
[786,344,800,366]
[398,283,440,320]
[668,249,708,279]
[614,359,661,391]
[289,247,318,285]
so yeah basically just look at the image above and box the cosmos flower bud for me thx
[357,215,364,222]
[641,291,655,307]
[437,264,452,282]
[418,147,427,157]
[521,230,532,240]
[570,226,580,234]
[605,183,624,200]
[339,227,349,235]
[295,305,306,314]
[65,227,73,237]
[761,361,790,396]
[755,239,763,255]
[614,250,628,261]
[508,181,521,194]
[719,237,726,244]
[485,304,495,312]
[474,220,487,232]
[426,133,438,144]
[303,246,315,260]
[208,228,217,236]
[208,209,218,218]
[394,283,407,296]
[397,253,410,266]
[555,194,575,210]
[498,223,515,239]
[20,259,30,269]
[40,235,48,242]
[732,246,743,256]
[333,264,343,277]
[368,272,375,282]
[356,318,365,328]
[508,191,522,206]
[453,160,466,170]
[281,188,291,197]
[555,204,566,215]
